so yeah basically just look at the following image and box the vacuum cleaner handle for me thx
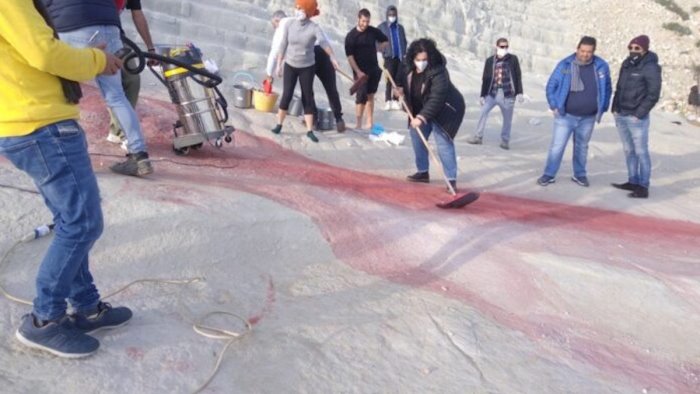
[382,66,457,196]
[119,35,223,88]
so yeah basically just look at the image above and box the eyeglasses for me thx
[498,45,509,49]
[628,45,642,51]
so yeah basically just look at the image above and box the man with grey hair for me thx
[468,37,523,150]
[266,9,346,132]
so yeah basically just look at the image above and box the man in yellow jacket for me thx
[0,0,133,358]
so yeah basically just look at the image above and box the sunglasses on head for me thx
[498,45,509,49]
[628,45,642,51]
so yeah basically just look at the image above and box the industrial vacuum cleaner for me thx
[119,36,234,155]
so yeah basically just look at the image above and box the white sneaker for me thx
[384,101,392,111]
[106,133,123,144]
[391,100,402,110]
[120,140,128,152]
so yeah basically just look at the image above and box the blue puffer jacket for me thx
[546,54,612,122]
[43,0,121,33]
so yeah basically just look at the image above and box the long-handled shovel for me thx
[337,69,369,96]
[382,67,479,209]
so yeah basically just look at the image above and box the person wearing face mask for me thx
[345,8,389,130]
[377,5,407,111]
[467,37,523,149]
[611,35,662,199]
[537,36,612,188]
[393,38,466,191]
[266,9,346,132]
[271,0,339,142]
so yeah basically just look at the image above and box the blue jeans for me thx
[615,114,651,188]
[59,25,147,154]
[543,113,596,178]
[474,89,515,142]
[410,121,457,181]
[0,121,103,321]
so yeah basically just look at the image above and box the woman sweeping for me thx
[271,0,339,142]
[394,38,466,191]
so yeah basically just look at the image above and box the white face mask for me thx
[415,60,428,72]
[295,9,307,21]
[496,48,508,57]
[388,16,397,23]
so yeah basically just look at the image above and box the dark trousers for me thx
[384,57,402,102]
[313,46,343,121]
[279,63,316,115]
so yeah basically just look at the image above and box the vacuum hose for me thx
[117,35,230,124]
[118,35,222,88]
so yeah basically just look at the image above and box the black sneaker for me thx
[628,186,649,199]
[70,302,133,335]
[110,151,153,177]
[15,314,99,358]
[571,175,590,187]
[612,182,637,191]
[306,131,319,143]
[537,175,555,186]
[336,119,346,133]
[271,124,282,134]
[407,171,430,183]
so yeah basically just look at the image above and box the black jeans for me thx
[312,46,343,121]
[279,63,316,115]
[384,57,402,102]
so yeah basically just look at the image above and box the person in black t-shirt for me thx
[344,8,388,130]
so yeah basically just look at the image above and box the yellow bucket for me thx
[252,90,279,113]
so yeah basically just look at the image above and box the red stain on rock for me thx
[78,87,700,392]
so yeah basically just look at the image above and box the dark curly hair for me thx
[404,38,445,72]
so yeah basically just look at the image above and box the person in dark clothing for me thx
[43,0,153,177]
[538,36,612,188]
[345,8,389,130]
[689,85,700,115]
[468,37,523,149]
[611,35,662,199]
[394,38,466,191]
[377,5,407,111]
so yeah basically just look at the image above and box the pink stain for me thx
[77,88,700,392]
[126,346,145,362]
[248,275,276,326]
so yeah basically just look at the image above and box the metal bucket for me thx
[317,107,335,131]
[233,84,252,109]
[288,94,303,117]
[231,72,256,109]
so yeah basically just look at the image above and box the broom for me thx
[337,69,369,95]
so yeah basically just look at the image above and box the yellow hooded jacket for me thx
[0,0,107,137]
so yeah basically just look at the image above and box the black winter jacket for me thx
[612,51,662,118]
[43,0,121,33]
[397,60,465,139]
[480,54,523,98]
